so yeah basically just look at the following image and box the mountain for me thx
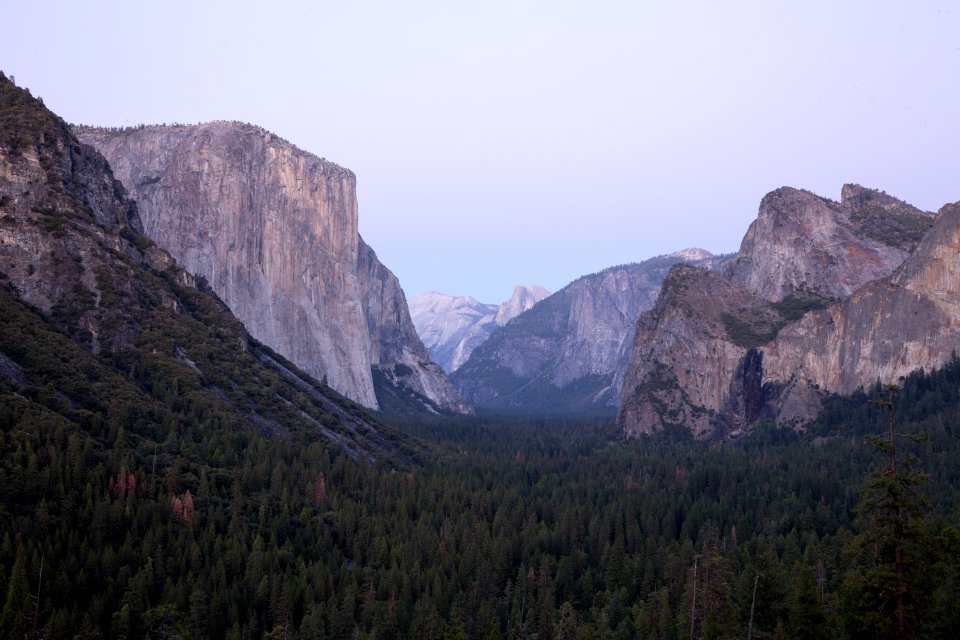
[452,251,728,413]
[494,284,551,326]
[409,284,550,373]
[0,72,414,462]
[619,184,938,438]
[726,185,933,301]
[75,122,469,415]
[761,199,960,425]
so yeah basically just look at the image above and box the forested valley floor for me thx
[3,351,960,639]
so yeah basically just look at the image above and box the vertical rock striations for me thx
[0,73,415,461]
[357,239,472,414]
[75,123,468,414]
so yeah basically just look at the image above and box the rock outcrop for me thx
[453,251,727,413]
[0,73,415,462]
[761,200,960,425]
[356,239,472,414]
[726,185,933,301]
[409,292,498,373]
[76,122,468,414]
[619,184,941,438]
[410,284,551,373]
[618,265,785,438]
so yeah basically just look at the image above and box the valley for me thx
[1,69,959,639]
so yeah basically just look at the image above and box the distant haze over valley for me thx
[410,285,550,372]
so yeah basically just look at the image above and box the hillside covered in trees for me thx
[1,70,959,640]
[3,351,960,638]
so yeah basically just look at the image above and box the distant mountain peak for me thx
[410,284,550,373]
[494,284,551,326]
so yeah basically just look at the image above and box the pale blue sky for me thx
[3,1,958,302]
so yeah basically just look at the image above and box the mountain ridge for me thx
[619,183,944,438]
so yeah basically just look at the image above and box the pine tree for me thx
[842,385,933,639]
[0,543,30,640]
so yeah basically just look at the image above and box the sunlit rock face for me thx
[77,123,469,414]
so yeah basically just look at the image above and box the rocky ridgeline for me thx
[451,251,728,413]
[76,123,469,415]
[619,184,942,438]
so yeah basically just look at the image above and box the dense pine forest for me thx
[3,287,960,640]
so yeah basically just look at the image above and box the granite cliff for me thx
[726,185,932,301]
[761,200,960,426]
[618,265,788,437]
[619,184,939,438]
[453,251,726,413]
[76,122,468,414]
[410,284,550,373]
[0,73,414,461]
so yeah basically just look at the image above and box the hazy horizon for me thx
[4,0,958,302]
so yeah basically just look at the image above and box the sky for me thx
[3,1,958,303]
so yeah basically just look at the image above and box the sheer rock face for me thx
[617,265,782,438]
[619,184,941,438]
[410,285,550,373]
[453,251,726,413]
[76,123,468,413]
[0,75,417,462]
[726,185,933,302]
[761,201,960,425]
[357,239,472,414]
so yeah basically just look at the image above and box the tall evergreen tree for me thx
[842,386,933,639]
[0,544,30,640]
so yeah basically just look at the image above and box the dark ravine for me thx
[619,184,944,438]
[75,122,469,415]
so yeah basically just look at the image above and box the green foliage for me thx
[721,287,831,348]
[848,200,934,250]
[840,387,944,639]
[772,288,834,322]
[721,311,783,348]
[5,352,960,638]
